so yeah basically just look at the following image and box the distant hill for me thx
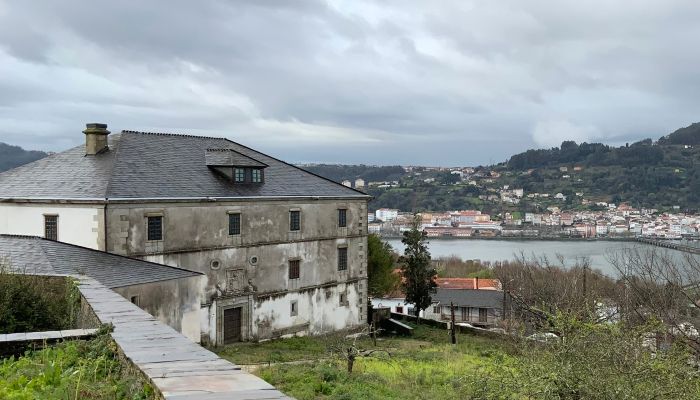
[0,142,48,172]
[300,164,405,183]
[658,122,700,145]
[501,123,700,210]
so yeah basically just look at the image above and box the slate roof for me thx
[0,130,368,200]
[205,148,268,168]
[0,235,202,288]
[433,288,504,309]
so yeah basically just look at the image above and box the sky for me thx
[0,1,699,166]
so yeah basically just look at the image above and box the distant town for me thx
[369,205,699,240]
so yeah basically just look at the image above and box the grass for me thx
[0,332,155,400]
[215,323,518,399]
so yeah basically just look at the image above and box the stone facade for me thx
[104,198,368,344]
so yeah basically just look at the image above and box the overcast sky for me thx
[1,1,698,166]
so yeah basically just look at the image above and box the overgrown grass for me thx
[0,332,155,399]
[219,322,700,399]
[215,335,328,364]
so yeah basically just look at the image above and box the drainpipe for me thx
[103,200,108,252]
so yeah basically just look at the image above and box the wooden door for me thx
[223,307,242,343]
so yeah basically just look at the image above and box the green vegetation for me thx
[304,122,700,212]
[219,321,700,400]
[0,271,79,334]
[367,234,400,297]
[0,142,47,173]
[0,332,155,399]
[302,164,405,183]
[215,336,327,365]
[399,217,436,318]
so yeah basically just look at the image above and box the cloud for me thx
[532,120,601,148]
[0,0,698,165]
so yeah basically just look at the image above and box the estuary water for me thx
[385,238,690,276]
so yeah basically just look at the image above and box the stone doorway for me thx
[223,307,242,343]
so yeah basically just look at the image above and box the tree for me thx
[367,234,399,297]
[399,215,436,320]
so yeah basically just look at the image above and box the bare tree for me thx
[493,253,621,334]
[611,247,700,354]
[324,327,391,373]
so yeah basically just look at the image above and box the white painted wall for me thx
[0,203,102,249]
[371,298,425,318]
[254,283,363,340]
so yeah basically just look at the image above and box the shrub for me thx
[0,268,79,334]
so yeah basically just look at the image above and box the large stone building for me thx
[0,123,370,344]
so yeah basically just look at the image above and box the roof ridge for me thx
[122,130,225,140]
[34,237,204,277]
[220,138,371,197]
[0,234,42,239]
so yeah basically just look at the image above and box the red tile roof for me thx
[435,278,501,290]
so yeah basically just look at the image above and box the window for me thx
[252,169,262,183]
[339,293,347,306]
[234,168,245,183]
[433,306,439,314]
[290,210,300,231]
[395,305,403,314]
[461,307,468,321]
[338,208,347,227]
[229,213,241,235]
[289,259,300,279]
[290,300,298,316]
[44,215,58,241]
[338,247,348,271]
[147,216,163,241]
[479,308,488,323]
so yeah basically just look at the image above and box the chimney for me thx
[83,123,110,155]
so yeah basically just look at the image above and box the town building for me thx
[424,288,504,328]
[375,208,399,222]
[0,123,370,344]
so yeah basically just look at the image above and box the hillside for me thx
[300,164,406,183]
[0,142,48,172]
[306,122,700,213]
[500,123,700,210]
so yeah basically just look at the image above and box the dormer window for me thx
[234,168,246,183]
[252,169,262,183]
[205,149,268,185]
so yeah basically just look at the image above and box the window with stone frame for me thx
[337,247,348,271]
[288,259,300,279]
[147,216,163,241]
[338,208,347,227]
[289,210,300,231]
[228,213,241,235]
[44,215,58,241]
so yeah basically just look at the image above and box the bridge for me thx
[636,238,700,255]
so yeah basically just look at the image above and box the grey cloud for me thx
[0,0,698,165]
